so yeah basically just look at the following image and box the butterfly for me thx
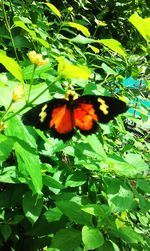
[22,93,128,140]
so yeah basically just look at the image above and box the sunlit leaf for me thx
[57,56,91,80]
[129,13,150,42]
[63,22,90,37]
[45,3,61,18]
[97,38,127,58]
[0,51,24,82]
[88,45,100,53]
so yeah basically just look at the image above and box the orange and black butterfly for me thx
[22,93,128,140]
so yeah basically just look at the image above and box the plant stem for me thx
[2,0,19,63]
[27,65,37,104]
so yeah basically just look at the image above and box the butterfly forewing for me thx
[22,99,75,139]
[22,95,128,139]
[74,95,128,124]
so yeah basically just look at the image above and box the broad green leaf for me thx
[0,51,23,82]
[82,226,104,250]
[15,142,42,194]
[0,224,12,241]
[51,228,81,251]
[0,134,14,162]
[63,22,90,37]
[56,200,92,225]
[57,56,91,80]
[65,171,87,187]
[125,153,149,173]
[43,175,64,190]
[129,13,150,42]
[45,3,61,18]
[87,134,107,159]
[44,208,62,222]
[137,179,150,193]
[108,153,148,177]
[5,116,37,149]
[97,38,127,58]
[108,186,134,212]
[119,226,144,244]
[71,34,95,44]
[82,204,111,219]
[23,191,43,224]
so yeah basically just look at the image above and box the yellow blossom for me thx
[57,57,91,80]
[12,85,24,102]
[28,51,49,66]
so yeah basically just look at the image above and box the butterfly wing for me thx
[73,95,128,134]
[22,99,74,139]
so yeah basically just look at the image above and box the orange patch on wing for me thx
[50,105,73,134]
[73,103,98,131]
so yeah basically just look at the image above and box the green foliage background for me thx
[0,0,149,250]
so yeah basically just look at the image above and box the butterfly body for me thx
[22,95,128,140]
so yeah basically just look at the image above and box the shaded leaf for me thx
[23,191,43,224]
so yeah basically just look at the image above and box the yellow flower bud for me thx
[0,122,7,132]
[12,85,24,102]
[28,51,49,66]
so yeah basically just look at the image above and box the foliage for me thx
[0,0,149,250]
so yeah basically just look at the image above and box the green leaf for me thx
[63,22,90,37]
[0,134,14,162]
[97,38,127,58]
[108,153,149,177]
[5,116,37,149]
[15,142,42,194]
[137,179,150,193]
[71,34,95,44]
[82,226,104,250]
[101,63,117,75]
[125,153,149,173]
[14,20,36,38]
[118,226,144,244]
[0,166,25,183]
[65,171,87,187]
[43,175,64,190]
[108,186,134,212]
[0,224,12,241]
[44,208,63,222]
[129,13,150,42]
[45,3,61,18]
[56,200,92,225]
[23,191,43,224]
[0,51,24,82]
[51,228,81,251]
[87,134,107,159]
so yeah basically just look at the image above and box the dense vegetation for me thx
[0,0,149,250]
